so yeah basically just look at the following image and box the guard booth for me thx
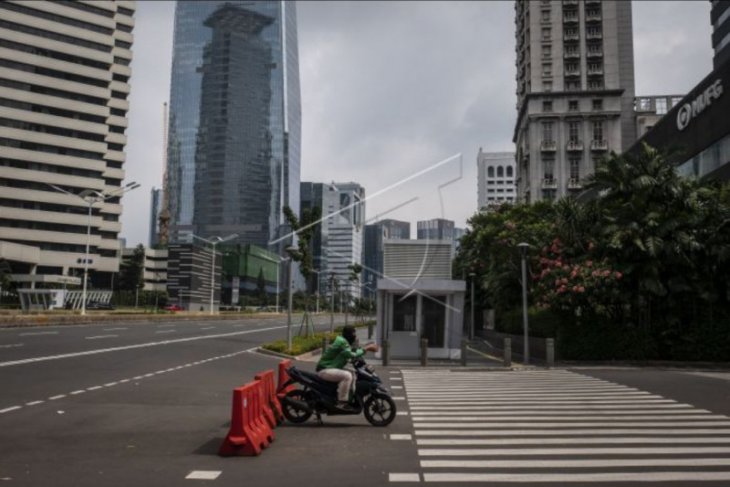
[375,278,466,360]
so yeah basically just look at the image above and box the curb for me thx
[255,347,322,362]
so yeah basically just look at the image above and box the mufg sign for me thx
[676,79,724,131]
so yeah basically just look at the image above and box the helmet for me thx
[342,325,357,345]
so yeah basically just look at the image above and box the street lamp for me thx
[192,233,238,315]
[312,268,322,315]
[47,182,140,315]
[517,242,531,364]
[329,272,336,333]
[285,244,300,351]
[469,272,476,341]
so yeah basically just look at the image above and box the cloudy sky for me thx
[121,0,713,246]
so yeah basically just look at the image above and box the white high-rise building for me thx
[477,150,517,210]
[0,0,135,288]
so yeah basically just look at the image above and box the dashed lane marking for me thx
[0,343,23,349]
[0,349,252,416]
[85,335,118,340]
[19,331,58,336]
[103,327,127,331]
[185,471,221,480]
[389,473,420,482]
[391,434,413,440]
[155,330,176,334]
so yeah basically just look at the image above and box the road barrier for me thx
[219,381,274,456]
[276,359,295,399]
[255,370,283,427]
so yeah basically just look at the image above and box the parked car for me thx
[86,301,114,310]
[164,304,184,312]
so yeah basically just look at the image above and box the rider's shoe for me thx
[336,401,357,412]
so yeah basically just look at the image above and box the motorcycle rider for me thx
[316,325,378,411]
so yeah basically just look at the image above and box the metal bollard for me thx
[546,338,555,368]
[503,337,512,368]
[321,337,329,353]
[420,338,428,367]
[368,320,373,339]
[382,339,390,367]
[460,339,468,367]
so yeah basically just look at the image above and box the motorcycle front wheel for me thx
[282,389,313,424]
[363,393,396,426]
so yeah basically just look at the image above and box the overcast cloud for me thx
[121,0,712,246]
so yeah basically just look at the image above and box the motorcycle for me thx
[279,357,397,427]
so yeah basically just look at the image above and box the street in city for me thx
[1,317,730,486]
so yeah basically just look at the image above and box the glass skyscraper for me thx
[166,1,301,250]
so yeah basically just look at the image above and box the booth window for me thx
[393,295,417,332]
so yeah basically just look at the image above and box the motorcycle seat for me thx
[294,368,339,391]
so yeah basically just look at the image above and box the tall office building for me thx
[477,149,517,210]
[0,0,135,288]
[417,218,455,241]
[166,1,301,250]
[513,0,636,202]
[300,181,365,298]
[362,219,410,299]
[713,0,730,69]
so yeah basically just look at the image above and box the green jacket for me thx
[317,335,364,370]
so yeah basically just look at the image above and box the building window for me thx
[542,45,551,59]
[542,27,551,41]
[655,98,667,115]
[592,99,603,110]
[568,121,580,143]
[542,9,550,22]
[543,158,555,180]
[671,96,683,107]
[543,100,553,112]
[566,80,580,91]
[592,120,604,142]
[542,121,554,142]
[588,79,603,89]
[568,100,579,111]
[487,166,494,177]
[543,63,552,76]
[507,166,514,177]
[543,80,553,91]
[497,166,504,177]
[542,189,556,201]
[569,158,580,180]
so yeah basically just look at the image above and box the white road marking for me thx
[422,472,730,483]
[118,379,130,383]
[155,330,175,334]
[390,377,402,381]
[0,406,21,413]
[103,327,128,331]
[87,386,102,391]
[49,394,66,400]
[409,411,717,417]
[418,446,730,456]
[185,471,221,480]
[200,326,215,330]
[0,324,288,368]
[409,404,693,410]
[397,412,410,416]
[389,473,420,482]
[392,386,403,390]
[420,458,730,468]
[393,396,406,400]
[406,399,678,405]
[391,434,413,440]
[26,400,44,406]
[0,343,23,349]
[104,382,118,387]
[85,335,118,340]
[157,324,176,327]
[19,331,58,336]
[416,437,730,446]
[70,390,85,395]
[415,428,730,436]
[132,376,144,380]
[413,421,730,428]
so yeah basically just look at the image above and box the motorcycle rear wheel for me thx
[282,389,312,424]
[363,394,396,426]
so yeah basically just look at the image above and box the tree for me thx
[119,244,145,291]
[282,205,322,289]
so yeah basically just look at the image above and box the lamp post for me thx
[329,272,336,333]
[192,233,238,315]
[469,272,476,341]
[517,242,531,364]
[48,182,140,315]
[285,244,299,351]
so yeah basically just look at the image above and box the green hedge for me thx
[262,332,339,356]
[496,307,562,338]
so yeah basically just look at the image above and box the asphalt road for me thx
[2,318,730,486]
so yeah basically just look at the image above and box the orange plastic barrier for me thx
[219,381,275,457]
[255,370,283,426]
[276,359,295,399]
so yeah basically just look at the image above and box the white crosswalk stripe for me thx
[388,369,730,484]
